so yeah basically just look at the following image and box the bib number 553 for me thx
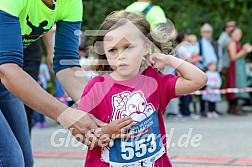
[121,133,157,160]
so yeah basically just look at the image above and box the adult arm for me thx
[53,21,88,102]
[0,10,106,147]
[42,28,55,72]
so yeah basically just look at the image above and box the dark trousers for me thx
[23,40,42,135]
[180,95,192,116]
[208,102,216,111]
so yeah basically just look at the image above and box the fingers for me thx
[117,117,133,129]
[148,53,156,65]
[90,114,108,127]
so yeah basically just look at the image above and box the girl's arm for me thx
[148,53,207,96]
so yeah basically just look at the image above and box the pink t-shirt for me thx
[78,67,179,167]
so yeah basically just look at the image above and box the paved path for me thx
[32,103,252,167]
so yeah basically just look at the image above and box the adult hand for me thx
[57,108,110,149]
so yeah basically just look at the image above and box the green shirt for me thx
[0,0,83,47]
[125,2,167,27]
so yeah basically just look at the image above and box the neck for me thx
[42,0,54,8]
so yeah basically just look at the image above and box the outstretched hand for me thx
[57,108,111,149]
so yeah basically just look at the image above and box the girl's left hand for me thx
[146,53,169,70]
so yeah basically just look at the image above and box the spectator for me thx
[197,23,222,116]
[176,33,200,119]
[226,27,252,115]
[202,62,222,118]
[218,21,236,71]
[33,63,51,128]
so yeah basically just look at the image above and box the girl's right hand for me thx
[146,53,170,69]
[101,117,133,139]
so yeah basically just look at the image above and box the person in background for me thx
[202,62,222,118]
[197,23,222,117]
[33,63,51,128]
[218,21,236,73]
[126,0,167,28]
[187,34,202,67]
[226,27,252,115]
[176,32,201,119]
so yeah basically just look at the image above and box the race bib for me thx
[102,111,165,167]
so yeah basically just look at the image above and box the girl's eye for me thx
[108,48,116,53]
[127,45,134,49]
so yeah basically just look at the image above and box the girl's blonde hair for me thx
[93,10,172,72]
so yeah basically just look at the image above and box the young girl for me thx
[78,11,207,167]
[202,62,222,118]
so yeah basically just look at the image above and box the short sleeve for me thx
[146,6,167,26]
[157,72,179,110]
[59,0,83,22]
[0,0,26,17]
[53,21,81,73]
[78,76,105,113]
[78,79,96,113]
[0,10,23,67]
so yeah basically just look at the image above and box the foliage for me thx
[82,0,252,43]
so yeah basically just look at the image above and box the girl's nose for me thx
[117,50,127,59]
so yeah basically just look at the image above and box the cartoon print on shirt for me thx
[22,15,51,47]
[111,91,155,123]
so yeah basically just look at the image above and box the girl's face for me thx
[103,24,150,80]
[232,28,242,42]
[208,63,216,72]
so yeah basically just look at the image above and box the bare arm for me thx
[56,67,88,102]
[148,53,207,96]
[0,63,66,120]
[166,55,207,95]
[228,41,247,61]
[42,29,55,72]
[0,63,108,147]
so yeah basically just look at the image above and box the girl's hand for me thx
[147,53,170,70]
[101,117,133,139]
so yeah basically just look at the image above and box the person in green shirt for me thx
[126,0,174,52]
[126,0,167,28]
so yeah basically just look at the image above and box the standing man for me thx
[197,23,221,116]
[218,21,236,71]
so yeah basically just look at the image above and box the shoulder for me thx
[57,0,83,22]
[228,40,236,48]
[142,67,178,83]
[0,0,27,17]
[82,75,105,93]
